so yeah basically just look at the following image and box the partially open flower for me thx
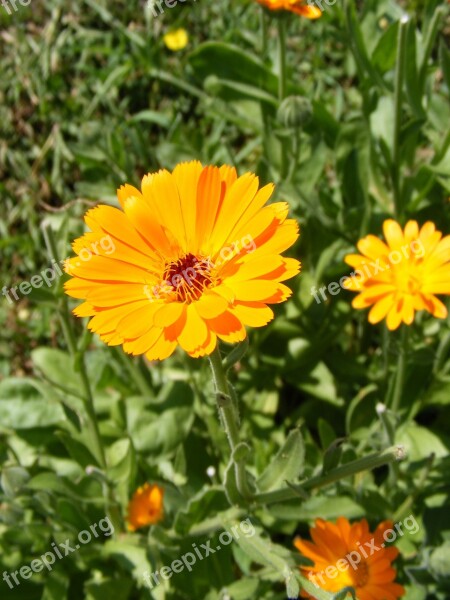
[295,517,405,600]
[127,483,164,532]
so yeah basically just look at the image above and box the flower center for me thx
[163,253,215,303]
[394,267,422,295]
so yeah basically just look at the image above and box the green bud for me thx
[277,96,313,128]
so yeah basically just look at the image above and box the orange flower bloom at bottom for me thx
[127,483,164,532]
[295,517,405,600]
[257,0,321,18]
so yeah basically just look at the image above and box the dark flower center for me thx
[164,253,214,303]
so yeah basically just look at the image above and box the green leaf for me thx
[85,578,133,600]
[174,487,229,535]
[31,347,80,393]
[127,382,194,455]
[128,110,171,129]
[257,428,305,492]
[318,419,336,450]
[297,362,344,406]
[57,432,98,468]
[396,423,449,461]
[188,42,279,97]
[429,542,450,579]
[204,77,278,107]
[322,438,345,475]
[404,18,424,118]
[218,577,259,600]
[102,540,153,586]
[0,378,65,429]
[107,438,136,484]
[1,466,30,497]
[372,21,399,73]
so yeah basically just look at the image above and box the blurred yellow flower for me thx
[344,219,450,330]
[127,483,164,532]
[295,517,405,600]
[65,161,300,361]
[257,0,321,18]
[163,28,188,51]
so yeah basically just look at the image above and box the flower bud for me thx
[277,96,312,128]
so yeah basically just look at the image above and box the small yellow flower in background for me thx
[127,483,164,531]
[295,517,405,600]
[65,161,300,361]
[256,0,321,19]
[344,219,450,330]
[163,28,188,51]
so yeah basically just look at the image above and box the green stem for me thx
[391,325,408,413]
[277,16,287,102]
[392,16,408,220]
[42,223,106,470]
[208,346,253,501]
[260,6,268,60]
[254,445,406,505]
[287,129,300,183]
[277,15,288,180]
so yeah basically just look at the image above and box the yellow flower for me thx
[64,162,300,360]
[163,28,188,51]
[295,517,405,600]
[344,219,450,330]
[127,483,164,532]
[256,0,321,18]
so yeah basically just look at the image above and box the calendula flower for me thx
[344,219,450,330]
[257,0,321,18]
[127,483,164,531]
[64,162,300,360]
[295,517,405,600]
[163,28,188,51]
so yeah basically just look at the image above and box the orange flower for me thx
[64,162,300,360]
[256,0,321,18]
[295,517,405,600]
[127,483,164,532]
[343,219,450,330]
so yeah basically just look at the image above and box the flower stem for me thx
[208,345,253,502]
[253,445,406,505]
[260,6,268,60]
[277,15,288,180]
[277,16,287,102]
[391,325,409,413]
